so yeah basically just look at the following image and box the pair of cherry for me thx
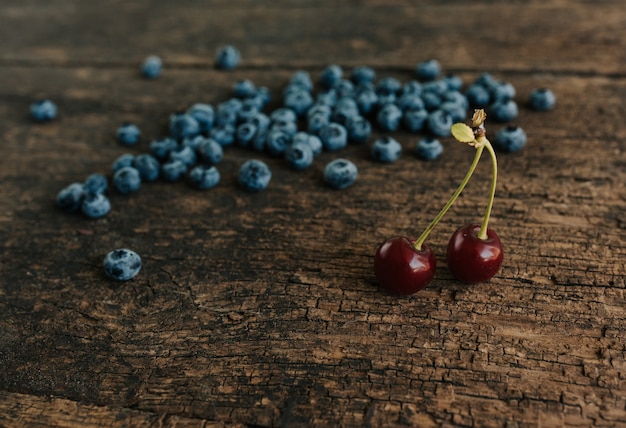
[374,110,503,295]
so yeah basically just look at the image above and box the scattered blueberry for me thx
[320,65,343,89]
[116,123,141,146]
[84,173,108,195]
[465,84,491,108]
[319,123,348,152]
[371,136,402,163]
[209,123,236,146]
[215,45,241,70]
[489,99,519,122]
[216,98,243,126]
[528,88,556,111]
[169,145,197,167]
[354,87,378,115]
[265,129,292,157]
[236,122,258,147]
[443,74,464,91]
[416,59,441,81]
[187,103,215,133]
[112,154,135,173]
[491,81,516,101]
[169,112,200,140]
[149,137,178,161]
[426,110,453,137]
[239,159,272,192]
[284,88,313,117]
[233,79,256,98]
[440,101,466,122]
[403,108,429,133]
[285,141,314,170]
[56,183,85,213]
[141,55,162,78]
[494,125,527,153]
[133,154,160,181]
[350,66,376,85]
[415,137,443,161]
[30,99,57,122]
[420,91,442,111]
[346,115,372,144]
[161,159,188,182]
[289,71,314,92]
[188,165,221,189]
[324,158,358,190]
[376,103,403,132]
[292,132,322,156]
[197,138,224,164]
[81,193,111,219]
[103,249,142,281]
[113,166,141,194]
[376,77,402,96]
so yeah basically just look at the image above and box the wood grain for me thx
[1,1,625,427]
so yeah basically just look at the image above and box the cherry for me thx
[446,223,503,283]
[374,236,436,295]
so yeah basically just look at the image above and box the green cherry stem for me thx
[413,144,485,251]
[478,138,498,240]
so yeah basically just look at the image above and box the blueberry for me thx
[247,112,271,134]
[252,86,271,109]
[474,72,497,90]
[56,183,85,213]
[215,45,241,70]
[285,141,314,170]
[149,137,178,161]
[489,99,519,122]
[377,103,403,132]
[237,102,259,123]
[141,55,162,78]
[161,159,188,182]
[81,193,111,219]
[371,136,402,163]
[187,103,215,133]
[491,81,516,101]
[416,59,441,81]
[238,159,271,192]
[84,173,108,195]
[188,165,221,189]
[270,107,297,123]
[427,110,453,137]
[265,129,292,157]
[401,80,423,96]
[465,84,491,108]
[354,87,378,115]
[269,120,297,138]
[350,66,376,85]
[112,153,135,173]
[324,158,358,190]
[396,93,425,111]
[251,130,268,153]
[494,125,527,153]
[307,110,330,134]
[289,71,314,92]
[319,123,348,151]
[216,98,243,126]
[30,99,57,122]
[443,74,464,91]
[376,92,396,107]
[442,90,469,110]
[440,101,467,122]
[332,98,359,125]
[197,138,224,164]
[316,89,338,107]
[181,135,204,152]
[403,108,429,133]
[233,79,256,98]
[133,154,160,181]
[292,132,322,157]
[284,88,313,117]
[116,123,141,146]
[335,79,355,99]
[415,137,443,161]
[236,122,258,147]
[422,79,448,96]
[346,115,372,144]
[103,249,142,281]
[169,145,197,167]
[529,88,556,111]
[420,91,442,111]
[169,112,200,140]
[113,166,141,194]
[376,77,402,96]
[209,123,236,146]
[320,64,343,89]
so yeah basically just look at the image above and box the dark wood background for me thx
[1,1,625,427]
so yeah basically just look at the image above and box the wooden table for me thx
[1,1,625,426]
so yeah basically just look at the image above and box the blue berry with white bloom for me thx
[416,59,441,81]
[494,125,527,153]
[233,79,256,98]
[197,138,224,164]
[427,110,453,137]
[319,123,348,151]
[113,166,141,194]
[465,84,491,108]
[149,137,178,161]
[377,103,403,132]
[489,99,519,122]
[440,101,467,122]
[285,141,314,170]
[112,153,135,173]
[216,98,243,126]
[491,81,516,101]
[30,99,57,122]
[236,122,258,147]
[346,115,372,144]
[187,103,215,133]
[266,129,292,157]
[84,173,108,195]
[116,123,141,146]
[355,87,378,115]
[320,64,343,89]
[271,107,297,124]
[415,137,443,161]
[284,88,313,117]
[350,66,376,85]
[371,136,402,163]
[141,55,162,78]
[103,249,142,281]
[290,71,314,92]
[529,88,556,111]
[209,123,236,146]
[420,91,442,111]
[161,160,188,182]
[169,112,200,140]
[169,145,197,167]
[403,108,429,133]
[188,165,220,189]
[377,77,402,96]
[324,158,358,190]
[56,183,85,213]
[215,45,240,70]
[81,193,111,219]
[443,74,464,91]
[239,159,272,192]
[292,132,322,156]
[133,154,160,181]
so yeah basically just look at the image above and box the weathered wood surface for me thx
[1,1,625,427]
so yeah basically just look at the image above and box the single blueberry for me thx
[292,132,322,157]
[420,91,442,111]
[116,123,141,146]
[233,79,256,98]
[354,87,378,115]
[236,122,258,147]
[528,88,556,111]
[427,110,453,137]
[284,89,313,117]
[465,84,491,108]
[271,107,297,124]
[285,141,314,170]
[197,138,224,164]
[209,123,236,146]
[307,111,330,135]
[335,79,355,99]
[215,45,241,70]
[403,108,429,133]
[422,79,448,96]
[247,112,271,134]
[141,55,162,78]
[251,130,268,153]
[319,123,348,152]
[113,166,141,194]
[112,153,135,173]
[442,90,469,110]
[371,136,402,163]
[316,89,338,107]
[396,93,425,111]
[56,183,85,213]
[216,98,243,126]
[169,145,197,167]
[238,159,272,192]
[491,81,516,102]
[30,99,57,122]
[415,137,443,161]
[377,103,403,132]
[169,112,200,140]
[252,86,271,108]
[103,249,142,281]
[324,158,358,190]
[237,102,259,123]
[440,101,467,122]
[188,165,221,190]
[376,92,396,107]
[181,135,204,152]
[187,103,215,133]
[270,120,298,138]
[350,66,376,85]
[401,80,423,96]
[489,99,519,122]
[133,154,160,181]
[443,74,464,91]
[474,72,498,90]
[81,193,111,219]
[289,71,314,92]
[320,64,343,89]
[149,137,178,161]
[332,98,360,125]
[494,125,527,153]
[84,173,108,195]
[266,129,292,157]
[161,159,188,182]
[416,59,441,81]
[377,77,402,96]
[346,115,372,144]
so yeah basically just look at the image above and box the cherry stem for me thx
[413,144,485,251]
[478,139,497,240]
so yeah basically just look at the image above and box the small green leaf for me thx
[451,123,476,143]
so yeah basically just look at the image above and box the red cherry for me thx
[446,223,503,283]
[374,236,436,295]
